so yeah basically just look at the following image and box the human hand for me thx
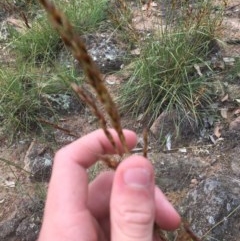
[38,129,180,241]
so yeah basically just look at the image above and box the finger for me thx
[40,129,136,235]
[111,155,155,241]
[155,187,181,230]
[88,172,114,240]
[58,129,137,168]
[47,129,137,213]
[88,171,114,219]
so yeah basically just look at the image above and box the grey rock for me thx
[150,110,198,142]
[0,199,43,241]
[229,116,240,131]
[24,141,53,182]
[0,21,10,41]
[75,33,125,74]
[16,214,42,241]
[227,84,240,100]
[42,93,82,114]
[181,176,240,240]
[152,152,209,192]
[229,146,240,176]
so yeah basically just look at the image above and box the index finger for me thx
[57,129,137,168]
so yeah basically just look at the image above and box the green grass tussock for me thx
[0,65,74,135]
[120,0,225,127]
[12,0,109,63]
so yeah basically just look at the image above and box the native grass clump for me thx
[120,0,227,132]
[0,64,77,136]
[11,0,108,63]
[0,0,108,136]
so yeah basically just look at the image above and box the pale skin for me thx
[38,129,181,241]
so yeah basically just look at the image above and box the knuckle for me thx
[121,207,153,225]
[114,204,154,238]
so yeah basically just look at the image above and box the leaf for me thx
[221,94,228,102]
[4,180,15,188]
[209,135,217,144]
[151,2,158,7]
[214,125,222,138]
[234,108,240,115]
[220,108,228,119]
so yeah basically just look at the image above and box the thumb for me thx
[110,156,155,241]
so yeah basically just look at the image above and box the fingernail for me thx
[123,168,151,188]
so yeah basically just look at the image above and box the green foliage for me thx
[63,0,109,33]
[13,16,61,63]
[0,64,75,135]
[120,0,225,127]
[12,0,109,63]
[227,58,240,83]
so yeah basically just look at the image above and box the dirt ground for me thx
[0,0,240,240]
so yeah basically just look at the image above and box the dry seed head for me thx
[39,0,128,154]
[71,83,119,156]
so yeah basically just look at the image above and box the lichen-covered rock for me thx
[181,176,240,240]
[151,152,210,192]
[150,110,198,143]
[74,33,125,74]
[0,198,43,241]
[16,213,42,241]
[24,141,53,182]
[42,93,82,114]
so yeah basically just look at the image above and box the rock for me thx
[0,198,43,241]
[24,141,53,182]
[0,21,10,41]
[227,84,240,100]
[223,57,235,67]
[229,116,240,131]
[181,176,240,240]
[75,33,125,74]
[42,93,82,114]
[150,110,198,142]
[150,111,177,138]
[229,146,240,176]
[16,214,42,241]
[151,152,210,192]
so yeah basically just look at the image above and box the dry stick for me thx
[38,0,129,154]
[0,157,31,174]
[38,118,78,138]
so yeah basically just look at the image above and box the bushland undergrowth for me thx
[0,0,228,139]
[120,0,227,131]
[0,0,108,136]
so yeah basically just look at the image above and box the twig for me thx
[38,118,78,138]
